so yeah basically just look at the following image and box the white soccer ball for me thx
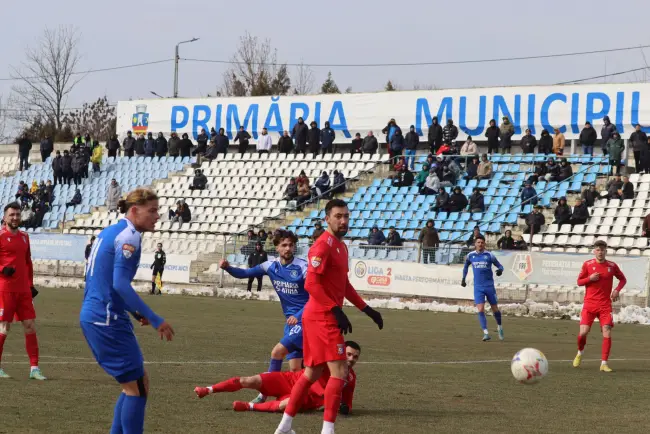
[511,348,548,384]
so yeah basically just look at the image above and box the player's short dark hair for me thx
[594,240,607,249]
[345,341,361,352]
[325,199,348,215]
[4,202,20,213]
[272,229,298,246]
[474,235,485,242]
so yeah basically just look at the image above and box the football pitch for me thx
[3,288,650,434]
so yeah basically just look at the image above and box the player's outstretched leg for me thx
[600,325,613,372]
[195,376,244,398]
[475,303,490,341]
[23,320,45,380]
[252,346,285,404]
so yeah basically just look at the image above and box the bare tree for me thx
[221,32,291,96]
[0,95,9,144]
[10,26,83,133]
[62,96,116,141]
[412,81,438,91]
[293,61,315,95]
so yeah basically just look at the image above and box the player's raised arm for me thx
[220,258,267,279]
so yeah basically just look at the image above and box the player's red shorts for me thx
[259,371,322,410]
[0,291,35,322]
[580,305,614,328]
[302,317,346,367]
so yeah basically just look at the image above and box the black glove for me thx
[339,402,350,415]
[131,312,144,321]
[496,269,503,277]
[1,266,15,277]
[150,264,154,269]
[362,306,383,330]
[31,286,38,298]
[331,306,352,335]
[461,279,467,287]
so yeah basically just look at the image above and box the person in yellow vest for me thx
[90,140,103,173]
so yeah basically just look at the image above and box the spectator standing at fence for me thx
[66,189,82,208]
[601,116,616,156]
[213,128,229,157]
[123,131,136,158]
[311,222,325,242]
[155,132,168,157]
[144,132,156,157]
[468,188,485,213]
[362,131,378,156]
[106,134,121,158]
[582,184,599,207]
[499,117,514,153]
[389,126,405,160]
[419,220,439,264]
[569,198,590,225]
[178,133,193,158]
[382,118,400,146]
[320,121,336,156]
[135,134,146,157]
[350,133,363,157]
[520,181,538,210]
[18,133,32,171]
[477,154,493,180]
[107,179,122,212]
[367,226,385,246]
[497,230,516,250]
[52,151,63,186]
[621,176,634,200]
[62,150,73,184]
[386,227,403,247]
[85,236,95,262]
[404,125,419,170]
[580,122,597,155]
[443,119,458,148]
[428,117,443,153]
[630,124,649,173]
[257,127,272,156]
[642,136,650,175]
[245,242,268,293]
[167,132,180,158]
[291,117,308,155]
[307,122,321,157]
[553,128,565,156]
[40,134,53,162]
[525,205,546,235]
[194,129,208,156]
[91,141,103,173]
[606,132,624,175]
[234,126,252,156]
[484,119,499,154]
[277,131,294,155]
[553,197,572,226]
[71,151,84,186]
[520,129,537,154]
[538,129,553,155]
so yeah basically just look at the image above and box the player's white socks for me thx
[577,351,584,356]
[601,361,608,365]
[278,413,293,431]
[30,366,38,372]
[482,329,489,334]
[207,386,214,393]
[497,325,503,331]
[321,421,335,434]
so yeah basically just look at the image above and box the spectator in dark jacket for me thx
[40,135,54,162]
[189,169,207,190]
[204,139,219,161]
[311,222,325,241]
[622,176,634,199]
[66,189,82,207]
[85,236,96,261]
[520,129,537,154]
[433,188,449,211]
[427,117,443,153]
[607,131,625,175]
[194,128,209,155]
[418,220,440,264]
[123,131,136,157]
[447,186,468,212]
[499,116,514,152]
[582,184,599,207]
[144,132,156,157]
[389,129,405,159]
[367,226,386,246]
[569,198,590,225]
[552,158,573,181]
[18,134,32,171]
[404,125,419,170]
[106,134,121,158]
[362,131,378,155]
[382,118,401,147]
[155,132,168,157]
[553,197,572,226]
[468,188,485,212]
[331,170,346,194]
[579,122,597,155]
[528,162,547,184]
[167,132,181,158]
[320,121,335,155]
[466,226,483,247]
[442,119,459,146]
[278,130,294,154]
[291,118,308,155]
[314,171,331,196]
[246,242,268,292]
[386,227,403,247]
[135,134,146,156]
[520,182,538,209]
[497,230,516,250]
[525,206,546,234]
[538,129,553,155]
[234,126,252,156]
[350,133,363,157]
[601,116,616,155]
[283,178,298,200]
[61,150,73,184]
[630,124,648,173]
[215,128,229,156]
[308,122,321,156]
[484,119,499,154]
[52,151,64,185]
[392,166,414,187]
[465,156,479,179]
[179,133,193,158]
[71,152,85,186]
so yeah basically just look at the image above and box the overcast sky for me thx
[1,0,650,113]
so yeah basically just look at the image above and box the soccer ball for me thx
[511,348,548,384]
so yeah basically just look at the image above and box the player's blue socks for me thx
[121,395,147,434]
[110,393,126,434]
[494,311,502,326]
[478,311,488,331]
[268,358,283,372]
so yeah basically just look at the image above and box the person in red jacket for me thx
[573,240,626,373]
[0,202,44,380]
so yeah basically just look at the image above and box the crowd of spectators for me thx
[283,169,346,208]
[15,180,54,229]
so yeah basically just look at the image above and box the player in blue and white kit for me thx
[219,229,309,403]
[461,235,505,341]
[80,189,175,434]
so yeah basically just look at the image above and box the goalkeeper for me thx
[461,235,505,342]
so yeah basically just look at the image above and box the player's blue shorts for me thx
[474,286,498,306]
[280,323,304,360]
[80,321,144,383]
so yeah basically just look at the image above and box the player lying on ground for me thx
[0,202,45,380]
[275,199,383,434]
[574,239,626,372]
[194,341,361,415]
[80,189,175,434]
[461,235,505,341]
[221,229,309,403]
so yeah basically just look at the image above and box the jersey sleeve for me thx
[307,241,330,276]
[114,229,141,277]
[345,279,367,310]
[226,264,266,279]
[462,255,471,280]
[613,263,627,292]
[577,262,590,286]
[25,233,34,287]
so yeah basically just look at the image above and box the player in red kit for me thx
[274,199,383,434]
[573,240,626,373]
[0,202,45,380]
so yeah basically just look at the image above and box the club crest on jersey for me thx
[337,344,344,355]
[311,256,322,268]
[290,270,299,278]
[122,244,136,258]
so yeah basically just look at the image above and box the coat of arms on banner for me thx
[132,104,149,135]
[512,253,534,281]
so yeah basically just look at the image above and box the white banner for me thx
[349,259,473,300]
[135,253,192,284]
[117,83,650,143]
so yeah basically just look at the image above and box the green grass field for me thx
[3,288,650,433]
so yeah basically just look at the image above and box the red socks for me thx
[284,375,313,417]
[25,333,39,367]
[211,377,242,393]
[577,334,587,351]
[324,377,345,423]
[602,337,611,362]
[0,333,6,364]
[252,400,282,412]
